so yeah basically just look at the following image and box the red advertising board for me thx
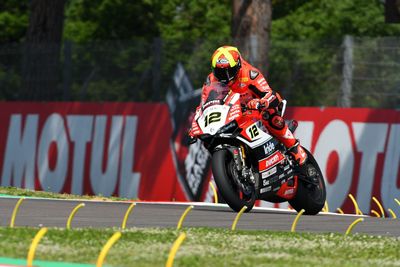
[0,102,186,201]
[0,102,399,215]
[282,107,400,214]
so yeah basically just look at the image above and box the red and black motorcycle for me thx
[190,82,326,214]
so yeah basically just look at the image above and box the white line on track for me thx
[0,195,367,217]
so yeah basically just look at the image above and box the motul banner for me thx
[0,102,186,201]
[284,107,400,215]
[0,102,399,215]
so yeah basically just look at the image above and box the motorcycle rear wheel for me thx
[212,149,255,212]
[288,148,326,215]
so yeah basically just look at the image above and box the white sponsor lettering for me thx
[90,116,123,196]
[67,115,93,195]
[314,120,354,210]
[185,140,210,195]
[37,113,69,192]
[119,116,141,198]
[1,113,141,198]
[260,186,271,193]
[294,121,314,150]
[352,123,388,212]
[284,189,294,195]
[265,154,280,169]
[262,166,277,179]
[1,114,38,188]
[381,124,400,212]
[263,142,275,154]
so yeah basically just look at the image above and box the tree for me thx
[0,1,29,43]
[232,0,272,76]
[22,0,66,100]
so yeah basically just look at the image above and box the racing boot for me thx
[288,141,308,176]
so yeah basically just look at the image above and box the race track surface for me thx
[1,197,399,236]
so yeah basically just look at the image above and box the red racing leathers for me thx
[200,58,306,165]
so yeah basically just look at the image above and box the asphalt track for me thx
[1,197,400,236]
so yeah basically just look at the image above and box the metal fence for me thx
[0,37,399,108]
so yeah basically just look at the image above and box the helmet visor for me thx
[213,65,240,84]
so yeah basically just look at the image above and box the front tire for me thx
[212,149,255,212]
[289,148,326,215]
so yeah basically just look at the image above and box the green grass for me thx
[0,227,399,267]
[0,187,131,201]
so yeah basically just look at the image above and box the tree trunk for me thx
[232,0,272,77]
[22,0,66,100]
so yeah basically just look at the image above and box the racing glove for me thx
[246,98,269,110]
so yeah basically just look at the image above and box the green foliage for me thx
[0,1,28,43]
[269,0,400,106]
[272,0,400,40]
[157,0,231,88]
[1,0,400,105]
[64,0,159,42]
[272,0,309,20]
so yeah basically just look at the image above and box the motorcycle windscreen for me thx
[201,82,230,109]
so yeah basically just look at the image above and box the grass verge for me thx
[0,227,399,267]
[0,186,131,201]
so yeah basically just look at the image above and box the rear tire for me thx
[289,148,326,215]
[212,149,255,212]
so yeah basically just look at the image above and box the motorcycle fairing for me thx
[236,121,273,148]
[196,105,230,135]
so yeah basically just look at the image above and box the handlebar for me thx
[241,103,266,112]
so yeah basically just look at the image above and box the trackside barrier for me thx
[66,203,85,229]
[209,182,218,204]
[388,209,397,219]
[348,194,363,215]
[121,203,136,230]
[231,206,247,231]
[372,197,385,218]
[291,209,305,232]
[322,201,329,212]
[371,210,380,218]
[96,231,122,267]
[166,233,186,267]
[27,227,48,267]
[10,197,24,227]
[176,206,194,230]
[336,208,344,214]
[345,218,364,236]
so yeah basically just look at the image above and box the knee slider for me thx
[269,114,285,130]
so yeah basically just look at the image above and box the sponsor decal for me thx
[249,70,259,80]
[263,142,275,155]
[258,151,285,172]
[284,189,294,195]
[263,179,269,186]
[261,166,277,179]
[0,103,184,201]
[1,96,400,214]
[260,186,272,194]
[203,100,220,108]
[217,58,229,64]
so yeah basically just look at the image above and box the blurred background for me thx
[1,0,400,108]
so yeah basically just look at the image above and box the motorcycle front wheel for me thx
[289,147,326,215]
[212,149,255,212]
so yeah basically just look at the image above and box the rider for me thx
[194,45,308,169]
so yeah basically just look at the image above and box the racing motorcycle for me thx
[189,82,326,215]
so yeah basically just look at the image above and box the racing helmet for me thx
[211,46,241,84]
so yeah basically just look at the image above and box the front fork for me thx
[229,145,256,185]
